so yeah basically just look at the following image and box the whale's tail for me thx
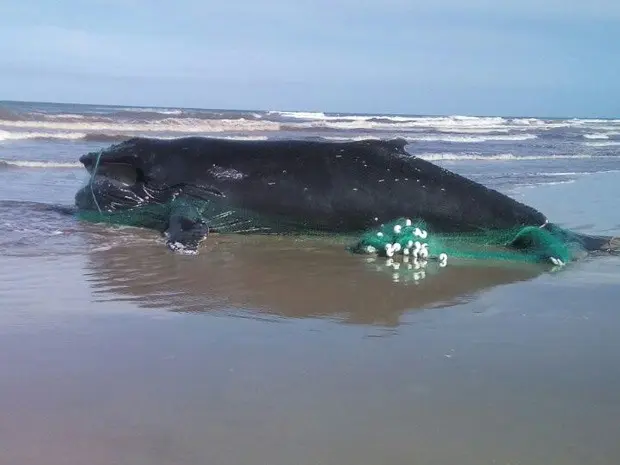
[544,223,620,255]
[570,232,620,255]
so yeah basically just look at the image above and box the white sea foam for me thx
[119,107,184,115]
[418,153,594,161]
[41,114,87,120]
[584,141,620,147]
[407,134,538,143]
[583,133,610,139]
[517,179,577,189]
[575,118,620,124]
[0,118,281,134]
[0,129,270,142]
[321,136,382,142]
[217,135,269,141]
[3,109,620,143]
[0,130,88,141]
[435,128,512,134]
[143,135,269,141]
[0,160,82,168]
[268,110,328,120]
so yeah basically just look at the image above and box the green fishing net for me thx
[348,217,579,267]
[79,201,579,269]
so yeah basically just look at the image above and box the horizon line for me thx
[1,98,617,121]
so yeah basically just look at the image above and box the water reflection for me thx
[84,234,544,326]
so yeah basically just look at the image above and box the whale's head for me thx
[75,137,188,212]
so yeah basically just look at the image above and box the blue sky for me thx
[1,0,619,117]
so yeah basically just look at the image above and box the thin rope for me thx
[89,149,103,214]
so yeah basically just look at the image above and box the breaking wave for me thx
[417,153,595,161]
[583,133,610,140]
[407,134,538,143]
[3,102,620,154]
[0,130,270,143]
[0,118,281,134]
[0,160,82,169]
[584,141,620,147]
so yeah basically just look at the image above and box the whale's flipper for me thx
[164,199,210,255]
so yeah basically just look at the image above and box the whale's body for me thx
[74,137,615,258]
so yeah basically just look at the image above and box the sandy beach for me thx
[2,165,620,464]
[1,102,620,464]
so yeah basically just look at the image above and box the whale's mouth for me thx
[93,162,141,187]
[76,156,152,211]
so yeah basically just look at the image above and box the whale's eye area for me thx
[96,163,139,186]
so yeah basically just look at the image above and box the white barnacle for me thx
[393,224,402,234]
[405,219,412,226]
[393,243,402,253]
[209,165,247,180]
[365,245,377,254]
[419,244,429,260]
[413,241,422,257]
[377,232,384,237]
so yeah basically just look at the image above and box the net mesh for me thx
[348,217,580,267]
[78,197,582,267]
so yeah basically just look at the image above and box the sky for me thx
[0,0,619,117]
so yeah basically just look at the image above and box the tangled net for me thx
[348,217,580,268]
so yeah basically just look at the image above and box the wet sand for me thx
[1,172,620,465]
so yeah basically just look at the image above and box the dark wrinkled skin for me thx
[75,137,616,255]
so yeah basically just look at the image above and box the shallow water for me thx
[1,102,620,465]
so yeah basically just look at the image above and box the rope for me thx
[89,149,103,214]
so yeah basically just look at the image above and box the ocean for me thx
[1,100,620,465]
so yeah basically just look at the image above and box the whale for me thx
[74,136,618,260]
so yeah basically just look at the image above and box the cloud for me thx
[0,0,618,116]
